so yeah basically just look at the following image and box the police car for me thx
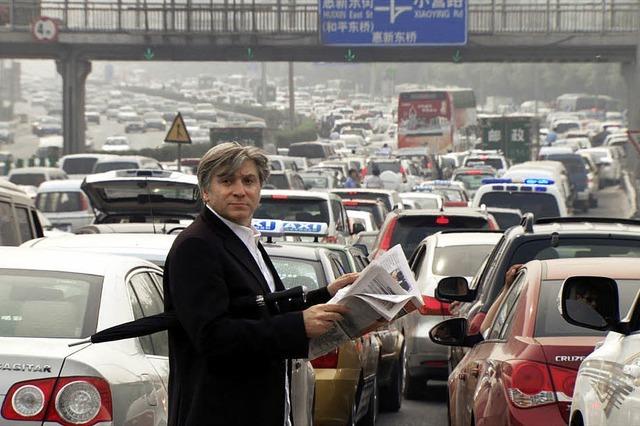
[472,178,568,219]
[255,190,353,244]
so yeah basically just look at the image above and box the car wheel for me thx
[570,411,584,426]
[379,345,404,412]
[357,376,378,426]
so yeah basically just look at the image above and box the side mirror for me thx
[436,277,476,302]
[559,276,620,331]
[429,318,483,347]
[351,222,366,235]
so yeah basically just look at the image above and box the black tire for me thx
[357,376,378,426]
[404,373,424,400]
[379,346,404,412]
[570,412,583,426]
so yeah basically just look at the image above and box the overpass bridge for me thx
[1,0,640,153]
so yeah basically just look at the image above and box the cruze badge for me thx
[554,355,585,362]
[0,363,52,373]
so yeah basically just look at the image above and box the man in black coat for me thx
[163,142,354,425]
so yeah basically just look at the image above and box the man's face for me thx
[203,159,261,226]
[576,291,598,310]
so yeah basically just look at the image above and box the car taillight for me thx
[311,349,339,369]
[343,200,359,206]
[322,235,338,243]
[1,377,112,426]
[548,364,576,423]
[419,295,450,316]
[435,215,450,225]
[377,217,397,253]
[505,361,556,408]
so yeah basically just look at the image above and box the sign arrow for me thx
[452,49,462,63]
[345,49,356,62]
[247,48,254,60]
[144,48,154,60]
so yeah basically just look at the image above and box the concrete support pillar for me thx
[56,54,91,155]
[622,59,640,130]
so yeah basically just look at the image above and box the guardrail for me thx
[1,0,639,34]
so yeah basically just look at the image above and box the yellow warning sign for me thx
[164,112,192,144]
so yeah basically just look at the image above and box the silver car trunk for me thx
[0,338,85,395]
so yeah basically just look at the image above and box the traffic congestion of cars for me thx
[1,79,640,426]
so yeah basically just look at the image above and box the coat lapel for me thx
[201,208,272,295]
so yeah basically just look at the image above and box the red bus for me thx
[397,89,477,152]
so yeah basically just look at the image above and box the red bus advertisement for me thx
[397,89,477,152]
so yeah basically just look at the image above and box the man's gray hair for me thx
[197,142,270,193]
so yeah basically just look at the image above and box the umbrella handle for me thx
[68,338,92,347]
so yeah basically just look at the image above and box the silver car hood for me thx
[0,338,85,394]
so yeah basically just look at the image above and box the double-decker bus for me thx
[397,88,477,152]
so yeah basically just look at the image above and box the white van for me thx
[472,178,568,219]
[59,153,117,179]
[35,179,95,232]
[0,180,44,245]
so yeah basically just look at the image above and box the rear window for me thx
[301,176,329,189]
[270,256,325,291]
[479,192,560,219]
[465,158,503,169]
[255,198,330,223]
[0,269,102,338]
[10,173,46,187]
[36,191,84,213]
[454,173,494,190]
[544,155,586,174]
[288,144,327,159]
[432,244,495,277]
[512,238,640,264]
[265,174,289,189]
[334,192,392,211]
[367,161,401,174]
[535,279,640,337]
[391,215,489,258]
[62,158,99,175]
[490,211,522,230]
[93,161,138,173]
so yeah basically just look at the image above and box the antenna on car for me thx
[142,176,157,234]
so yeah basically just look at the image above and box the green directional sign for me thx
[345,49,356,62]
[247,48,254,60]
[453,49,462,63]
[144,48,154,60]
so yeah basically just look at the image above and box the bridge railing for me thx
[1,0,639,34]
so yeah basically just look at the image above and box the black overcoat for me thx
[163,208,330,425]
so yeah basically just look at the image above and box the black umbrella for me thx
[69,286,305,347]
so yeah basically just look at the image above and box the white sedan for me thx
[0,247,168,425]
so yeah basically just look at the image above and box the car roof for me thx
[83,169,195,184]
[60,153,117,160]
[331,188,398,196]
[8,167,63,175]
[263,242,326,261]
[0,247,158,274]
[433,231,503,247]
[24,234,176,265]
[393,208,489,219]
[541,257,640,280]
[532,221,640,234]
[261,189,335,200]
[37,179,84,192]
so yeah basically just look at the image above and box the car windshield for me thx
[270,256,325,291]
[288,144,326,159]
[535,279,640,337]
[344,204,384,227]
[265,174,289,189]
[554,122,580,133]
[36,191,85,213]
[368,161,400,174]
[544,155,586,174]
[62,158,99,175]
[9,173,46,187]
[334,192,393,211]
[454,173,494,190]
[490,211,522,229]
[391,215,489,258]
[255,198,330,223]
[401,196,440,209]
[432,244,495,277]
[0,269,103,338]
[301,175,330,189]
[479,192,560,219]
[93,162,138,173]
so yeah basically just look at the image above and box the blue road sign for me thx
[320,0,467,46]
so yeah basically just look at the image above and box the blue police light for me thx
[481,178,512,185]
[524,178,555,185]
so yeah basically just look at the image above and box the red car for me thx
[430,258,628,426]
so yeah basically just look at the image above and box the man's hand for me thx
[505,264,525,288]
[303,304,349,338]
[327,272,359,297]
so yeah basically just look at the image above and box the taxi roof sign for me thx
[164,112,192,144]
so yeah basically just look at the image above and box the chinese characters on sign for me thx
[320,0,467,45]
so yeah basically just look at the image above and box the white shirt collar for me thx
[206,204,261,243]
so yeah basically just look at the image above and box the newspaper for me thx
[308,244,424,359]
